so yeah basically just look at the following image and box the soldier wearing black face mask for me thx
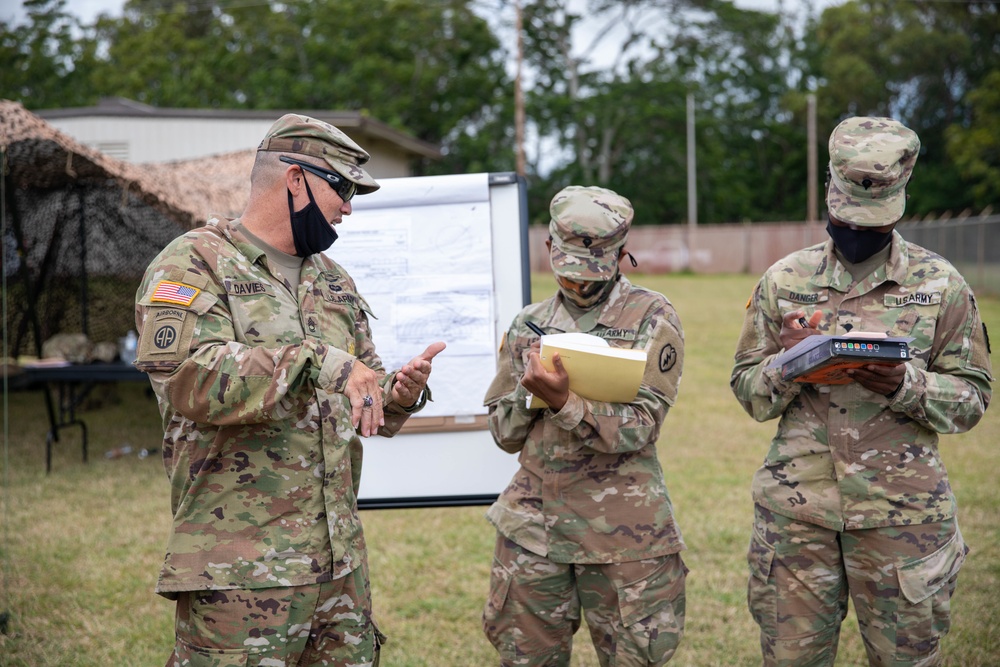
[134,113,446,667]
[731,117,993,667]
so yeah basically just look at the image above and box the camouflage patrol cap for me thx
[827,116,920,227]
[548,185,632,281]
[258,113,380,194]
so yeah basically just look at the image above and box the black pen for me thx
[798,316,810,329]
[525,321,546,337]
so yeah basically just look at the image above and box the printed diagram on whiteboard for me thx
[326,172,528,508]
[334,177,496,419]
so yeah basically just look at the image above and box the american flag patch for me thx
[151,280,200,306]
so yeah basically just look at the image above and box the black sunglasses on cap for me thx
[279,155,358,202]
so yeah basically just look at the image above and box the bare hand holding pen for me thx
[521,320,570,411]
[779,309,823,351]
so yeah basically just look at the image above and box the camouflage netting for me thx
[1,100,253,359]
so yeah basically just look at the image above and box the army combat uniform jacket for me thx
[484,275,686,564]
[731,232,992,532]
[135,217,422,598]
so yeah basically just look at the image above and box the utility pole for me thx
[686,93,697,270]
[807,93,818,223]
[686,93,697,230]
[514,0,526,176]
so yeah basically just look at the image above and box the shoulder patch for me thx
[151,280,201,306]
[659,344,678,372]
[138,307,195,362]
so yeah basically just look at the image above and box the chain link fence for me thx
[897,214,1000,297]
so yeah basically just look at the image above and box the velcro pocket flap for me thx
[484,558,513,621]
[748,527,775,584]
[617,557,685,628]
[898,529,967,605]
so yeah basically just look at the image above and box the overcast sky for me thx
[3,0,842,28]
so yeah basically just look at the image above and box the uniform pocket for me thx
[616,556,687,664]
[483,557,513,623]
[747,525,777,636]
[171,639,249,667]
[482,556,517,659]
[174,589,288,666]
[894,528,968,659]
[898,528,967,605]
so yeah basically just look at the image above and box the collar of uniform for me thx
[811,238,855,293]
[221,217,267,265]
[812,230,909,293]
[595,274,631,327]
[884,231,910,285]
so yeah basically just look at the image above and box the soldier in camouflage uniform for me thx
[482,186,688,667]
[134,114,445,667]
[731,117,993,667]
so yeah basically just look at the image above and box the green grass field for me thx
[1,273,998,666]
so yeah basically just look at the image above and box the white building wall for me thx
[48,117,273,162]
[47,116,414,177]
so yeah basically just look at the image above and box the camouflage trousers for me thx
[166,562,384,667]
[483,535,687,667]
[747,505,967,667]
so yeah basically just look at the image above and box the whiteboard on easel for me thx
[327,172,529,509]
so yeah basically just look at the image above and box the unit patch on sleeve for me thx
[659,344,678,373]
[151,280,201,306]
[138,307,193,361]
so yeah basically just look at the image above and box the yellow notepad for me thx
[526,333,647,409]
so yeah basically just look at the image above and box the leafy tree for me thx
[672,1,818,223]
[521,0,821,224]
[86,0,513,174]
[813,1,1000,215]
[91,1,244,108]
[270,0,514,174]
[6,0,998,221]
[0,0,99,107]
[947,70,1000,206]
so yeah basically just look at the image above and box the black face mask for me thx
[826,219,892,264]
[288,176,337,257]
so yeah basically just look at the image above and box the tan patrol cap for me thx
[827,116,919,227]
[548,185,633,281]
[258,113,380,195]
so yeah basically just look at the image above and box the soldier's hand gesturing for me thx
[392,341,446,407]
[346,360,384,437]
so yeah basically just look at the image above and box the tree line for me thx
[3,0,998,225]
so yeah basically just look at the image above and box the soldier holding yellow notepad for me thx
[482,185,688,666]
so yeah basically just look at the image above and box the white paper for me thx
[327,173,496,417]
